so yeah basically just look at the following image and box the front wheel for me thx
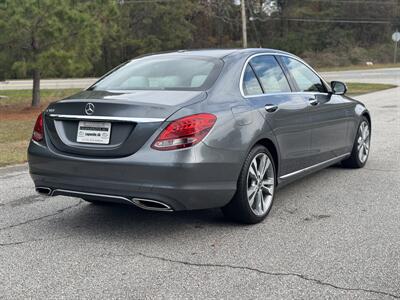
[342,116,371,168]
[222,145,276,224]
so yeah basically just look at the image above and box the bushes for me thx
[301,43,396,68]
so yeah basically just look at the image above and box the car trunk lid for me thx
[44,90,206,157]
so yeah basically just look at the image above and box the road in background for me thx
[0,69,399,299]
[1,68,399,90]
[0,78,96,90]
[322,68,400,85]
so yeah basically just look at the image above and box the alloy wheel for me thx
[246,153,275,216]
[357,121,370,163]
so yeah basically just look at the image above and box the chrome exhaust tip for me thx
[131,198,173,212]
[35,187,52,196]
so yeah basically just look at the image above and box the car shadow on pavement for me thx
[37,202,249,245]
[36,165,354,242]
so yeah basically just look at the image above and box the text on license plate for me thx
[76,121,111,144]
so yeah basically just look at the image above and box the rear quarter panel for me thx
[191,53,282,177]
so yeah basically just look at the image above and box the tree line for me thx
[0,0,399,106]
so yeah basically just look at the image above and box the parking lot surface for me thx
[0,69,399,299]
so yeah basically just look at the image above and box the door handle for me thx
[265,104,278,113]
[308,97,318,106]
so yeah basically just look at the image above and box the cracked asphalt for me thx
[0,68,399,299]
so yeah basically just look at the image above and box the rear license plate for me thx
[77,121,111,144]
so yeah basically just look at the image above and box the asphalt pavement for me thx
[0,68,399,299]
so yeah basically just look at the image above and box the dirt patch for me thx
[0,106,44,121]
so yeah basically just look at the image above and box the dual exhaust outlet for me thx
[35,187,173,212]
[36,187,52,196]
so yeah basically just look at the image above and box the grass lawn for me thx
[346,82,397,96]
[0,89,81,108]
[0,83,397,167]
[0,89,81,167]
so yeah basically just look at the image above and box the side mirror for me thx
[331,81,347,95]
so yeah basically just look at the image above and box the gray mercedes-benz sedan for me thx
[28,49,371,223]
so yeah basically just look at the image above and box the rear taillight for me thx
[151,113,217,151]
[32,113,44,142]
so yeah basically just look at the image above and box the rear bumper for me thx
[28,140,242,211]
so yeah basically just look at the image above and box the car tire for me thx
[342,116,370,168]
[222,145,276,224]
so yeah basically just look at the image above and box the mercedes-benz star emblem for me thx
[85,103,95,115]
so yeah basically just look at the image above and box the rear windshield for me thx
[91,56,223,91]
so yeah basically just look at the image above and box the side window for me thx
[281,57,326,93]
[250,56,291,93]
[242,64,263,96]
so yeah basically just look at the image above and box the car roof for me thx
[140,48,292,59]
